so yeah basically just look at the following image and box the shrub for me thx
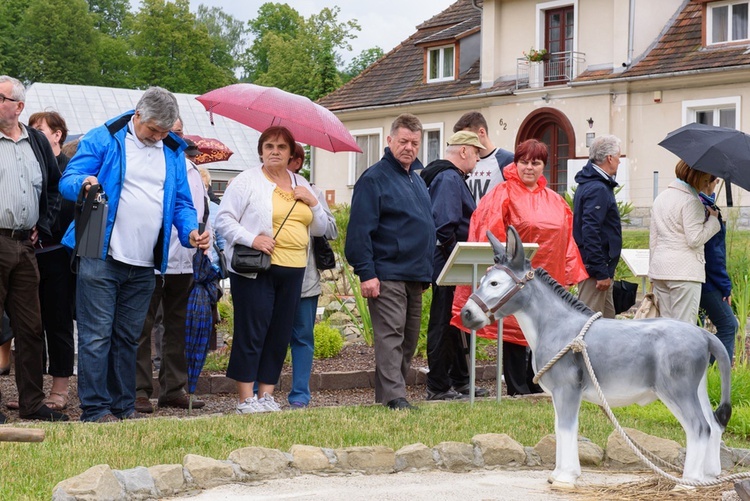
[314,321,344,359]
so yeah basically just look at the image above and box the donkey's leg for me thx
[660,391,712,482]
[698,373,723,478]
[549,386,583,488]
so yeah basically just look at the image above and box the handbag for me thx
[634,292,660,319]
[231,199,298,274]
[312,236,336,270]
[612,280,638,314]
[71,183,108,271]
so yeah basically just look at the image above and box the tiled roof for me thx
[577,0,750,82]
[318,0,507,112]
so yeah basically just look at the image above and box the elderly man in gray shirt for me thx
[0,75,68,422]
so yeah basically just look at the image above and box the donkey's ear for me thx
[486,231,506,264]
[506,226,525,269]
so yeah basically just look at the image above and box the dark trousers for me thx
[504,342,542,396]
[36,247,75,377]
[368,280,423,404]
[227,266,304,384]
[700,289,739,365]
[426,285,469,392]
[0,236,45,415]
[135,274,193,401]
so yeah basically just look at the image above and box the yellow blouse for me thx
[270,187,312,267]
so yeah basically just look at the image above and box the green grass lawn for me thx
[3,395,750,500]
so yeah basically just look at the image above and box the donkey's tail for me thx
[708,334,732,427]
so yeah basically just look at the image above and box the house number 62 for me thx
[498,119,507,131]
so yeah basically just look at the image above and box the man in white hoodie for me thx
[134,125,209,413]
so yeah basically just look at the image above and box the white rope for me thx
[534,312,750,487]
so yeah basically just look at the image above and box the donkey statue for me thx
[461,226,732,488]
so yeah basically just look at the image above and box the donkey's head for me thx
[460,226,534,330]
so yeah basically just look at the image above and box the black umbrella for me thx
[658,123,750,191]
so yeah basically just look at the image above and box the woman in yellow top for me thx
[215,126,328,413]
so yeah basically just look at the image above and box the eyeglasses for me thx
[0,95,19,104]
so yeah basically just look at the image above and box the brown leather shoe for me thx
[134,397,154,413]
[94,413,119,423]
[159,394,205,409]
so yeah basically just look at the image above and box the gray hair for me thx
[589,135,621,164]
[390,113,423,136]
[0,76,25,101]
[135,87,179,130]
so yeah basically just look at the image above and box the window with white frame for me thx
[708,1,749,44]
[683,97,741,129]
[348,129,382,185]
[422,124,443,167]
[427,45,455,82]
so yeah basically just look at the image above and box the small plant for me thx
[523,47,548,62]
[313,320,344,359]
[203,346,230,372]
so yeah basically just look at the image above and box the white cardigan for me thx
[648,180,720,283]
[214,167,327,277]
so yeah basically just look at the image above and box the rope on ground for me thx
[534,312,750,488]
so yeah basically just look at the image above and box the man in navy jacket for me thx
[573,135,623,319]
[345,113,435,410]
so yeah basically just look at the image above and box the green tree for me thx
[243,2,303,82]
[87,0,137,88]
[17,0,100,85]
[131,0,235,93]
[0,0,29,77]
[196,4,247,75]
[342,47,384,83]
[88,0,131,36]
[245,4,359,100]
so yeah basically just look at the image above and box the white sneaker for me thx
[257,392,281,412]
[236,395,267,414]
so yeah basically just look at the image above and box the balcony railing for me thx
[516,51,586,90]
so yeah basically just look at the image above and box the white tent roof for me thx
[20,83,261,173]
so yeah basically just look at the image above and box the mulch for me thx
[0,343,493,422]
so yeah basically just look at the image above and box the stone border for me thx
[52,428,750,500]
[187,365,499,397]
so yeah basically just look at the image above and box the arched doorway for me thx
[516,108,576,195]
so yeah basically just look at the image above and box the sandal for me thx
[44,392,69,411]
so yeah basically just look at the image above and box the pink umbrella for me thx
[196,83,362,153]
[183,134,234,165]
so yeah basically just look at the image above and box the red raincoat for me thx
[450,163,588,345]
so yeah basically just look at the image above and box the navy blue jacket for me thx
[700,193,732,297]
[420,159,476,282]
[572,161,622,280]
[345,148,435,283]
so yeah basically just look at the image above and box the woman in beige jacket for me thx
[648,160,720,323]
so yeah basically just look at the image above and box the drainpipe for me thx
[624,0,636,67]
[472,0,483,85]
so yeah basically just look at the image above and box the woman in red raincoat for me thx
[451,139,588,395]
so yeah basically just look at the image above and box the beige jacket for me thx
[648,180,720,282]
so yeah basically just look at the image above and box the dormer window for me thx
[708,1,749,44]
[427,45,455,82]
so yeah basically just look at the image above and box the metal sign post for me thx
[436,241,538,405]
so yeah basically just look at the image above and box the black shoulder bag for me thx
[231,200,297,274]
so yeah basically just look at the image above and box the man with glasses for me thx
[0,75,68,422]
[59,87,210,422]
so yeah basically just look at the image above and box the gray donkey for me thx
[460,226,732,488]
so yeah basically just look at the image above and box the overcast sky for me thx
[189,0,457,63]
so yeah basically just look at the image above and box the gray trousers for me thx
[367,280,423,405]
[651,279,701,324]
[577,277,616,319]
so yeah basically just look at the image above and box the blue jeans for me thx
[76,256,155,421]
[700,289,738,365]
[288,296,319,405]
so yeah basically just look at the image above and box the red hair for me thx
[514,139,548,164]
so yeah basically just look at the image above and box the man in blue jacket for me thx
[345,113,436,410]
[572,135,622,319]
[60,87,210,422]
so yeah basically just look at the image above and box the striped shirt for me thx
[0,124,42,230]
